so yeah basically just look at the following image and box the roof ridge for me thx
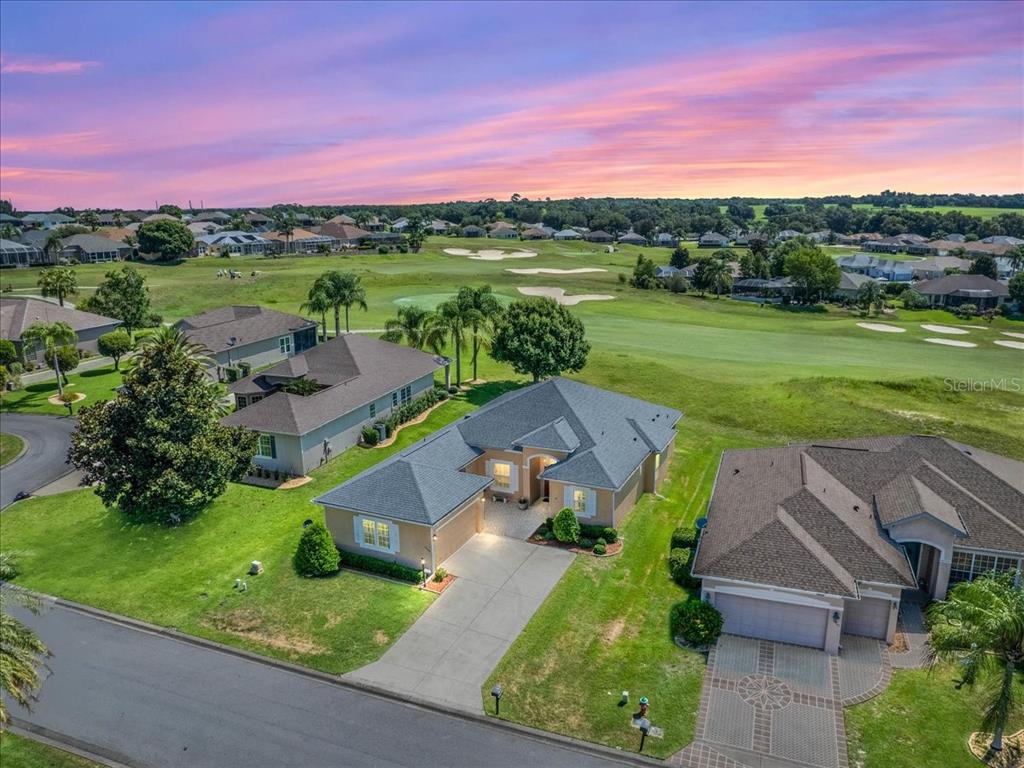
[920,457,1024,539]
[776,506,858,595]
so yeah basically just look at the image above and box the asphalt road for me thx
[7,604,636,768]
[0,412,77,509]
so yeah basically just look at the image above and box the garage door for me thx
[843,597,891,639]
[715,593,828,649]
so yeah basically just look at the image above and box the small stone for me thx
[249,560,264,575]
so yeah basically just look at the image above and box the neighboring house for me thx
[195,231,273,256]
[835,254,914,282]
[367,231,404,245]
[655,265,680,278]
[699,231,729,247]
[980,235,1024,246]
[319,222,371,247]
[732,277,793,300]
[944,233,966,242]
[806,230,832,243]
[187,222,220,236]
[325,214,356,226]
[175,305,318,373]
[914,275,1009,309]
[194,211,232,225]
[553,229,582,240]
[0,213,23,228]
[315,377,680,571]
[585,230,614,243]
[910,256,972,281]
[618,231,647,246]
[19,212,75,230]
[655,232,678,247]
[223,334,447,476]
[141,213,179,223]
[429,219,451,235]
[775,229,802,242]
[262,227,336,254]
[489,227,520,240]
[521,227,550,240]
[390,217,410,231]
[0,239,39,267]
[835,232,881,246]
[461,225,487,238]
[834,271,876,300]
[693,436,1024,654]
[1,296,121,361]
[244,212,273,230]
[60,234,133,263]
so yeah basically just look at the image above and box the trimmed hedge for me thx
[580,524,617,544]
[671,600,723,647]
[293,522,340,577]
[338,549,422,583]
[382,387,444,436]
[671,525,697,550]
[593,543,607,555]
[669,547,695,585]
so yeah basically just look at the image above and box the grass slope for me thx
[0,732,101,768]
[0,432,25,465]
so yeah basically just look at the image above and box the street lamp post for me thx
[421,557,426,586]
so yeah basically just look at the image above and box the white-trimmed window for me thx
[354,516,399,554]
[392,391,399,407]
[489,460,516,492]
[256,434,276,458]
[950,550,1021,585]
[563,485,596,518]
[279,335,292,354]
[400,385,412,405]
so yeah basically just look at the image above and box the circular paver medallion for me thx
[737,674,793,710]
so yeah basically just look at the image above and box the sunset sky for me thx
[1,0,1022,210]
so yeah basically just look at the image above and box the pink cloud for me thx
[0,54,99,74]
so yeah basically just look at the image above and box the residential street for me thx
[7,603,637,768]
[0,413,76,509]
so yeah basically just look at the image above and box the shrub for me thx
[552,507,581,543]
[593,543,607,555]
[361,425,380,445]
[0,338,16,366]
[670,600,724,647]
[596,537,607,546]
[954,302,978,319]
[580,523,618,543]
[377,246,390,254]
[669,547,694,585]
[671,525,697,550]
[579,537,594,549]
[337,550,421,582]
[432,567,448,583]
[543,530,556,541]
[602,527,618,544]
[293,522,340,577]
[901,288,928,309]
[545,517,555,530]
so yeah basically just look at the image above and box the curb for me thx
[3,432,30,466]
[48,596,664,767]
[4,720,133,768]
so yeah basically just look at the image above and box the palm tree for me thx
[300,284,333,341]
[457,285,503,382]
[321,271,367,335]
[695,257,732,298]
[0,552,51,725]
[21,321,76,397]
[857,280,884,315]
[274,214,295,253]
[0,223,16,241]
[382,305,436,350]
[140,325,212,368]
[928,573,1024,753]
[37,266,78,307]
[424,298,482,387]
[44,231,65,266]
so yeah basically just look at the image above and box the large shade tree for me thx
[489,297,589,382]
[37,267,77,307]
[0,553,51,724]
[68,327,257,525]
[137,219,194,259]
[928,573,1023,753]
[78,265,151,335]
[21,320,76,396]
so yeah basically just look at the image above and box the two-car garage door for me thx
[714,593,828,650]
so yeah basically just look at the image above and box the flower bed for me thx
[528,517,622,557]
[423,572,456,594]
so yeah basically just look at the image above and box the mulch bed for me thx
[48,391,86,405]
[422,573,456,594]
[889,631,910,653]
[969,731,1023,768]
[528,535,623,557]
[240,474,313,490]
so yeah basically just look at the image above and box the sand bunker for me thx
[857,322,906,333]
[994,340,1024,350]
[517,286,615,306]
[921,324,970,335]
[1001,331,1024,340]
[923,338,977,348]
[505,267,607,275]
[443,248,537,261]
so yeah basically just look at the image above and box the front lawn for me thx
[0,732,101,768]
[0,432,25,465]
[0,393,480,674]
[0,364,124,415]
[845,665,1024,768]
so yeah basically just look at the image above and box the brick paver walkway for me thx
[670,634,891,768]
[890,598,930,669]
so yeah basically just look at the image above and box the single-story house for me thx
[833,271,877,300]
[244,212,273,230]
[175,305,318,373]
[489,227,520,240]
[699,231,730,247]
[585,230,614,243]
[223,334,447,475]
[318,222,371,247]
[195,231,273,256]
[944,233,966,242]
[835,253,914,282]
[0,239,40,267]
[806,230,832,243]
[195,211,232,225]
[521,227,550,240]
[326,214,357,226]
[910,256,972,280]
[19,212,75,229]
[60,234,133,263]
[655,232,678,247]
[553,229,582,240]
[428,220,451,235]
[618,231,647,246]
[390,217,410,232]
[141,213,179,223]
[187,222,221,237]
[731,277,793,301]
[263,228,336,254]
[96,212,127,227]
[655,265,680,278]
[315,377,680,571]
[775,229,802,242]
[980,235,1024,246]
[0,213,23,228]
[1,296,121,361]
[363,216,386,232]
[913,275,1009,309]
[460,225,487,238]
[693,436,1024,654]
[367,231,404,245]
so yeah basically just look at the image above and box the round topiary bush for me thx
[293,521,340,577]
[552,507,581,544]
[671,525,697,550]
[579,537,594,549]
[601,527,617,544]
[671,600,723,647]
[593,543,606,555]
[596,537,607,547]
[669,547,693,584]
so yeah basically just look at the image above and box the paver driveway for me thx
[345,534,574,712]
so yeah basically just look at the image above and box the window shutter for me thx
[353,516,363,545]
[390,522,400,554]
[563,485,572,509]
[269,435,277,459]
[509,465,519,493]
[586,489,597,518]
[486,460,494,478]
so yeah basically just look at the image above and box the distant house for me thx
[428,219,451,235]
[521,227,550,240]
[195,231,273,256]
[553,229,582,241]
[732,233,750,247]
[363,216,386,232]
[655,232,678,248]
[0,213,23,228]
[195,211,232,225]
[96,212,127,227]
[944,233,966,242]
[222,334,447,476]
[775,229,802,242]
[585,230,614,243]
[20,212,74,230]
[318,222,371,247]
[914,275,1009,310]
[461,225,487,238]
[367,231,405,245]
[325,214,356,226]
[141,213,179,223]
[0,239,41,268]
[489,227,520,240]
[60,234,133,263]
[980,235,1024,246]
[806,230,831,243]
[263,228,336,254]
[175,305,318,373]
[187,222,221,237]
[390,217,410,232]
[834,272,876,300]
[731,277,794,301]
[244,212,273,230]
[655,265,680,278]
[1,296,121,361]
[910,256,972,281]
[699,231,729,247]
[618,231,647,246]
[835,253,914,282]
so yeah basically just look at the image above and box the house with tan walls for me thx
[315,378,681,573]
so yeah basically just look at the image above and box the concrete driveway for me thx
[0,413,77,509]
[345,534,574,712]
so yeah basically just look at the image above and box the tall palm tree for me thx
[138,325,213,371]
[321,271,367,335]
[382,305,436,350]
[0,552,51,725]
[300,284,333,341]
[37,266,78,307]
[457,285,503,382]
[424,298,482,387]
[857,280,884,315]
[928,573,1024,753]
[21,321,76,397]
[274,214,295,253]
[44,232,66,268]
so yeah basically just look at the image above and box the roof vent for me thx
[733,468,740,475]
[228,336,237,346]
[853,505,860,512]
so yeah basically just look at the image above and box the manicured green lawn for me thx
[0,394,483,674]
[0,365,125,415]
[0,432,25,465]
[0,732,101,768]
[845,665,1024,768]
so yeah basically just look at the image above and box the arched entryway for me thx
[901,541,949,599]
[528,454,558,503]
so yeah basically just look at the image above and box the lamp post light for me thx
[637,718,650,753]
[421,557,426,586]
[491,684,503,716]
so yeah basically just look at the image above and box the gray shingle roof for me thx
[61,234,130,254]
[914,275,1009,297]
[1,296,121,340]
[175,305,316,355]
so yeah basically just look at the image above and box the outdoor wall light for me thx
[832,611,841,624]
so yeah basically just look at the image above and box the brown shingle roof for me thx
[914,274,1009,297]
